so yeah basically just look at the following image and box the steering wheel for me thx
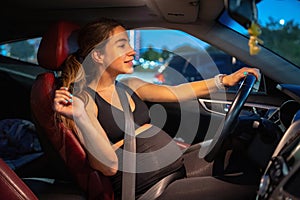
[204,74,257,162]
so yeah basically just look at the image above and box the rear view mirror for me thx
[224,0,263,55]
[224,0,259,29]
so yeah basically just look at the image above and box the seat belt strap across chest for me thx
[116,82,136,200]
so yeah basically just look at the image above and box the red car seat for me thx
[30,21,114,200]
[0,158,38,200]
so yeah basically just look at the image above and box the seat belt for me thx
[116,82,136,200]
[116,82,185,200]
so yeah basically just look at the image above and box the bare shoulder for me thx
[118,77,163,101]
[119,77,152,91]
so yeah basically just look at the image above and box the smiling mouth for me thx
[124,59,133,63]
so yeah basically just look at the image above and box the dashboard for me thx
[256,84,300,200]
[199,84,300,134]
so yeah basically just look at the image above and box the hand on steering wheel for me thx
[204,74,257,162]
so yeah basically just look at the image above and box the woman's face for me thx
[102,26,136,75]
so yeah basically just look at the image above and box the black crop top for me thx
[86,82,150,143]
[86,82,184,198]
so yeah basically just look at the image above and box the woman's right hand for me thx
[53,87,85,119]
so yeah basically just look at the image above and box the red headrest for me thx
[37,21,80,70]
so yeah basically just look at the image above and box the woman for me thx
[53,18,260,199]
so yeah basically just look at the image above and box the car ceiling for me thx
[0,0,224,43]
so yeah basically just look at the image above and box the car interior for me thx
[0,0,300,200]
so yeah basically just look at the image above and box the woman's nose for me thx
[127,48,136,56]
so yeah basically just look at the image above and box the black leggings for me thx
[157,144,258,200]
[157,176,257,200]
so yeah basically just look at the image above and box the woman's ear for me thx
[91,50,104,64]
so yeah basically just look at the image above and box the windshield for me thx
[219,0,300,67]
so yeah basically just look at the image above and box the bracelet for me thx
[214,74,226,90]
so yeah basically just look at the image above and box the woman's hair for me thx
[57,18,124,129]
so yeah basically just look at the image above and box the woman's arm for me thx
[75,105,118,176]
[124,67,260,102]
[53,87,118,176]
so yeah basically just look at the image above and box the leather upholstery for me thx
[0,158,38,200]
[37,21,80,70]
[30,21,114,200]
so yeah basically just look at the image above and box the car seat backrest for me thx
[30,21,114,200]
[0,158,38,200]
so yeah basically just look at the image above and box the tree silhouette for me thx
[161,47,172,61]
[140,45,161,61]
[260,17,300,66]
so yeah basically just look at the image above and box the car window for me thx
[0,31,265,94]
[118,29,265,93]
[0,38,42,64]
[219,0,300,68]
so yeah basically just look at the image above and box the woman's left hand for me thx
[53,87,86,119]
[222,67,260,87]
